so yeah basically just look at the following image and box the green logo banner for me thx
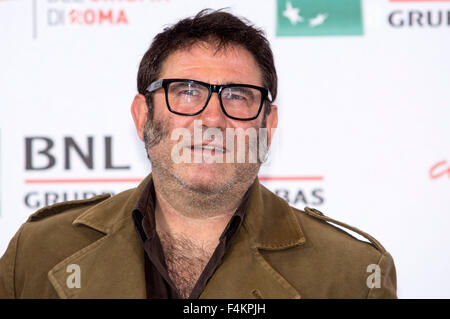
[277,0,364,36]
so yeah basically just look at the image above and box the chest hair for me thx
[158,231,217,298]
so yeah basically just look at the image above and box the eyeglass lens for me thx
[167,81,262,119]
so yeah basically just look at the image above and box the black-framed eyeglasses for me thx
[146,78,271,121]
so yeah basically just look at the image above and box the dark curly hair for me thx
[137,9,277,122]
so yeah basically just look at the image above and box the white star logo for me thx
[309,13,328,27]
[283,1,304,25]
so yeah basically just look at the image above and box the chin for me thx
[176,165,232,194]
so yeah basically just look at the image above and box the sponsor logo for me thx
[25,136,130,171]
[30,0,170,39]
[23,134,137,210]
[430,160,450,179]
[260,176,325,208]
[388,0,450,28]
[276,0,364,36]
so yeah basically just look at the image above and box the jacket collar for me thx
[71,174,152,234]
[244,178,306,250]
[200,178,306,299]
[47,175,152,299]
[72,174,305,249]
[48,174,306,298]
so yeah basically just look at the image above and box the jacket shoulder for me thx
[26,194,111,223]
[271,205,397,298]
[0,194,112,298]
[298,206,386,253]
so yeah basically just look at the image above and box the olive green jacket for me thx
[0,175,397,298]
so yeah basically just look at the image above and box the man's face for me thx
[133,43,277,195]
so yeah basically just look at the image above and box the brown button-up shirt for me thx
[132,177,253,299]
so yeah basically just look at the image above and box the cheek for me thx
[172,117,196,130]
[226,116,262,129]
[153,102,194,131]
[233,119,264,133]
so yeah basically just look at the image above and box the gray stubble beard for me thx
[143,114,263,218]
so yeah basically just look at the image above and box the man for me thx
[0,9,396,299]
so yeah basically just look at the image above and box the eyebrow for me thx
[210,80,246,86]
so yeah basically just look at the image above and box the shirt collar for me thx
[132,176,254,245]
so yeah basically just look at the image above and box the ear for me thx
[265,104,278,147]
[131,94,149,141]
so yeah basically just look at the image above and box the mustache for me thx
[144,118,269,154]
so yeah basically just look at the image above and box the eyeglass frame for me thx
[146,78,272,121]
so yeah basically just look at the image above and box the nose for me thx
[198,92,227,129]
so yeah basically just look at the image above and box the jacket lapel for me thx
[201,178,306,299]
[47,176,151,299]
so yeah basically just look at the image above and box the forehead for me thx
[159,42,263,86]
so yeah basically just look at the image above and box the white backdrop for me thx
[0,0,449,298]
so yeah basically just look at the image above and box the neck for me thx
[151,167,256,242]
[154,193,235,244]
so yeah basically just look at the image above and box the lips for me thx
[189,144,228,153]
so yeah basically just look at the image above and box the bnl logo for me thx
[277,0,364,36]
